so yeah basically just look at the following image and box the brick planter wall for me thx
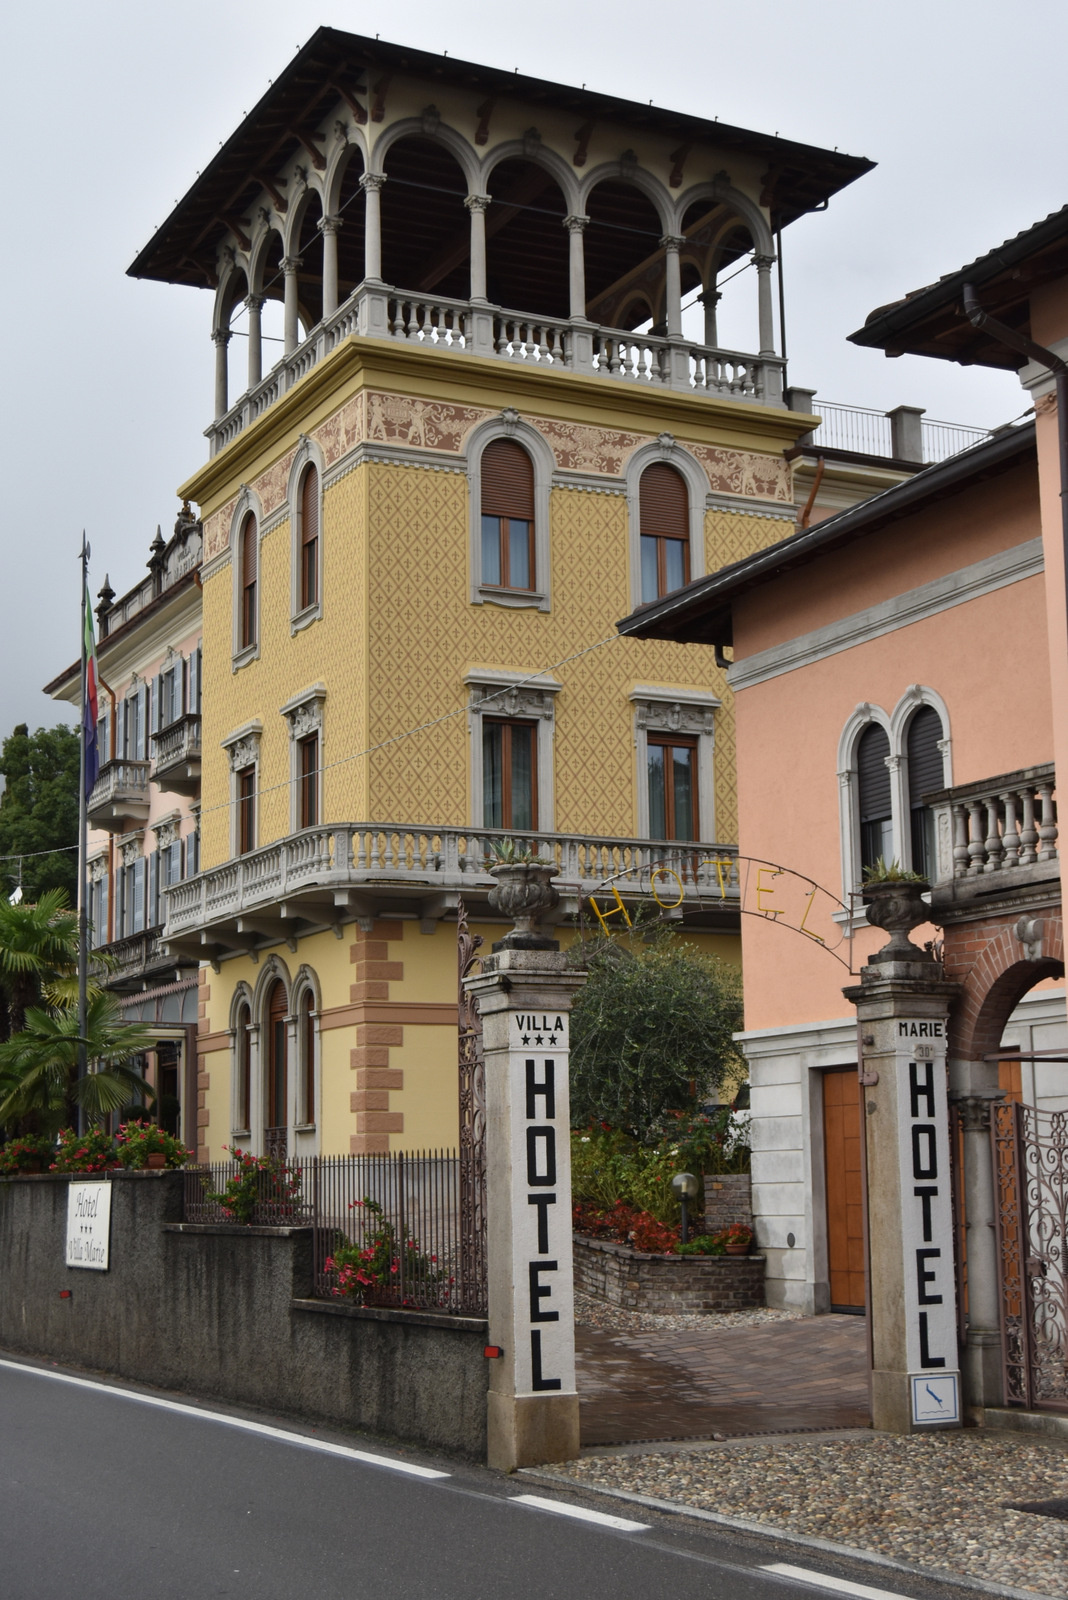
[703,1172,753,1234]
[574,1233,764,1313]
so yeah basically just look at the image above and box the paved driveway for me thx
[577,1313,871,1445]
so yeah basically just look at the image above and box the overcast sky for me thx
[4,0,1065,733]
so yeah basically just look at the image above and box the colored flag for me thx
[83,588,99,799]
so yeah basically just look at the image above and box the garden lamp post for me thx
[671,1171,699,1245]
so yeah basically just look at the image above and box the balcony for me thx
[162,823,741,961]
[92,926,187,992]
[87,759,151,833]
[207,283,785,456]
[151,713,202,796]
[800,398,991,466]
[927,765,1059,914]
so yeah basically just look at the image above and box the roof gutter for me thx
[963,283,1068,661]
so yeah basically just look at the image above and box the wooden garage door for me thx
[823,1067,866,1312]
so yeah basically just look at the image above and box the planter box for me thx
[574,1233,764,1313]
[703,1171,753,1234]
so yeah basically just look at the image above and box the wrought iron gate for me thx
[457,899,487,1315]
[994,1101,1068,1410]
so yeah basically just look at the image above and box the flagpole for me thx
[77,534,90,1105]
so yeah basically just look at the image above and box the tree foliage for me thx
[0,989,156,1132]
[0,888,79,1041]
[0,724,80,904]
[568,931,744,1137]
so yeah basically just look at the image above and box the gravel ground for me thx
[574,1290,803,1335]
[547,1431,1068,1595]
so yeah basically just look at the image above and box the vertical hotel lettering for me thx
[509,1011,577,1399]
[895,1018,961,1425]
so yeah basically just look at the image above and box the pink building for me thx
[622,209,1068,1417]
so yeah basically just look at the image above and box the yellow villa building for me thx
[109,28,880,1161]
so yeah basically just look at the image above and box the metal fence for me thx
[182,1150,484,1315]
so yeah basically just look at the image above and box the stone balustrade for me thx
[150,714,202,796]
[928,764,1058,890]
[163,822,739,957]
[87,759,151,832]
[91,925,169,989]
[206,281,785,455]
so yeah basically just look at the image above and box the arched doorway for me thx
[265,979,289,1160]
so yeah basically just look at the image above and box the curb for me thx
[519,1469,1047,1600]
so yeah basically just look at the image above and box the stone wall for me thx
[574,1233,764,1313]
[0,1171,488,1458]
[703,1172,753,1233]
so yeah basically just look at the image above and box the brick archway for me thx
[942,908,1064,1062]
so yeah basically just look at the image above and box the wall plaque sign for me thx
[65,1181,112,1271]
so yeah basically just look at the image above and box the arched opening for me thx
[995,968,1068,1109]
[290,191,326,333]
[481,438,535,591]
[856,723,893,872]
[485,158,569,317]
[298,462,319,611]
[265,979,288,1154]
[381,136,469,297]
[583,179,665,330]
[334,147,367,299]
[239,512,258,650]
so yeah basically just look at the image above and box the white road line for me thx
[761,1563,916,1600]
[0,1357,449,1480]
[511,1493,649,1532]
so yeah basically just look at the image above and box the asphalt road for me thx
[0,1358,981,1600]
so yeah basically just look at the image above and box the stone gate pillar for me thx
[844,883,962,1433]
[466,945,585,1471]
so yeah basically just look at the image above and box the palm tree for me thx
[0,989,157,1131]
[0,888,79,1041]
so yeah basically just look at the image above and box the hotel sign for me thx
[65,1181,112,1270]
[506,1010,576,1398]
[894,1019,960,1426]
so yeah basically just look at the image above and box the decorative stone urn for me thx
[487,859,560,951]
[861,878,933,964]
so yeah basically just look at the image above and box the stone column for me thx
[318,216,342,319]
[465,194,491,301]
[660,235,686,338]
[212,328,231,419]
[464,883,584,1472]
[754,253,777,356]
[843,889,962,1434]
[282,257,302,355]
[245,296,265,388]
[360,173,386,282]
[564,215,589,320]
[699,287,721,348]
[950,1084,1005,1417]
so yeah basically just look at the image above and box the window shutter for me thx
[189,646,201,715]
[133,859,146,933]
[639,463,688,535]
[301,465,319,549]
[857,724,892,822]
[481,440,535,519]
[148,850,159,927]
[152,676,162,734]
[907,707,945,806]
[242,515,257,587]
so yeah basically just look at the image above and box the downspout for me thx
[963,285,1068,647]
[98,675,118,943]
[798,455,826,530]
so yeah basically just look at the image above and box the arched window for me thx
[480,440,535,591]
[240,513,258,649]
[907,706,945,879]
[265,980,288,1148]
[857,723,893,872]
[299,988,316,1126]
[235,1001,252,1132]
[299,465,319,611]
[639,463,689,602]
